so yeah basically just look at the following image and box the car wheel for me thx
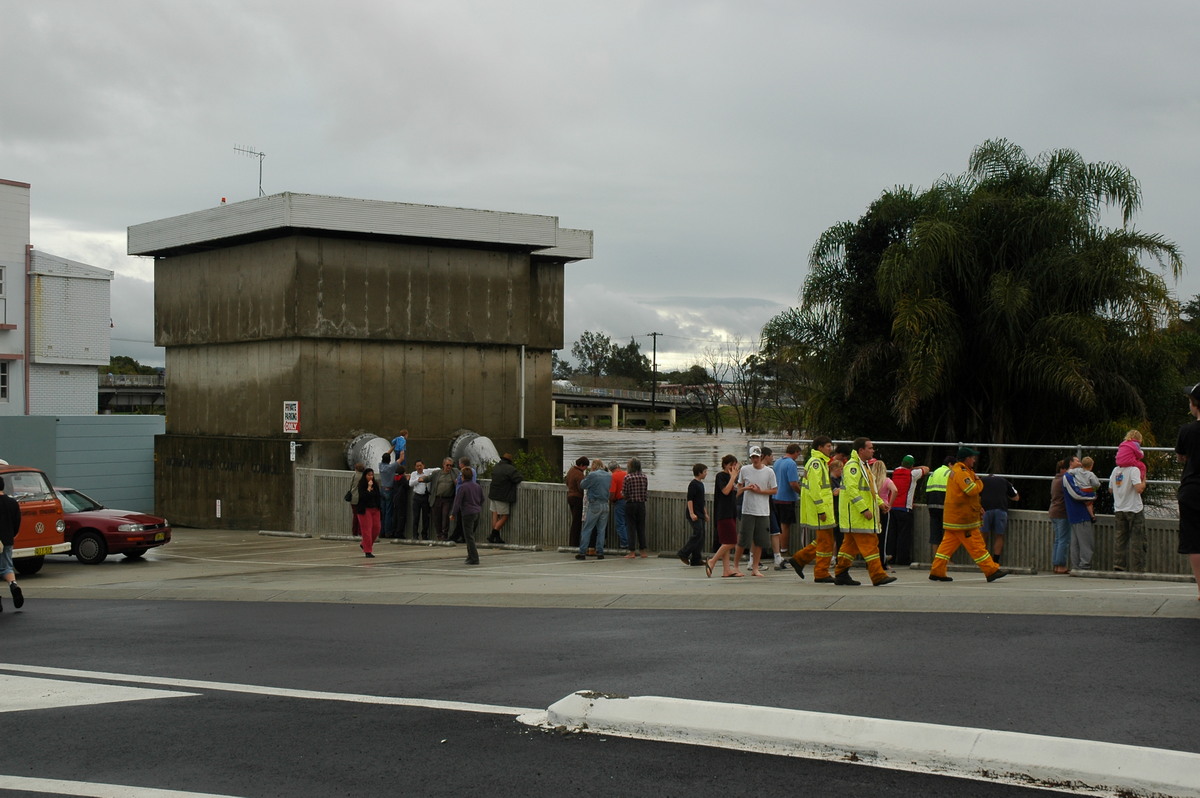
[122,549,147,560]
[74,531,108,565]
[14,556,44,575]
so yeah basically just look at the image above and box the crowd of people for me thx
[345,429,524,564]
[337,403,1200,599]
[566,422,1198,596]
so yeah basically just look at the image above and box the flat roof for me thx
[128,192,593,260]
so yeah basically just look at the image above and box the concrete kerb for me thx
[533,691,1200,798]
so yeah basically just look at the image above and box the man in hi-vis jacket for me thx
[833,438,897,587]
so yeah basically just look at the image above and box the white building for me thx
[0,179,113,415]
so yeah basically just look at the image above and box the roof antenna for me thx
[234,145,266,197]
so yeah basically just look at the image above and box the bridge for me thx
[552,385,688,428]
[94,375,684,428]
[98,374,165,413]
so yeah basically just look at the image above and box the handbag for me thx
[344,490,353,502]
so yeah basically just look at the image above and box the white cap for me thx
[748,446,762,458]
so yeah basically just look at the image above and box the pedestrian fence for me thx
[293,468,1191,576]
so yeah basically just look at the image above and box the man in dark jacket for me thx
[488,453,524,544]
[0,476,25,611]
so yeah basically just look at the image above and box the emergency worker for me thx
[789,435,837,583]
[925,456,954,557]
[833,438,897,586]
[929,446,1008,583]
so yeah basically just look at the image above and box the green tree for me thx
[551,351,574,380]
[607,337,652,384]
[775,139,1183,461]
[570,331,612,378]
[100,355,159,376]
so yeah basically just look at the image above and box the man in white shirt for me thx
[734,446,777,578]
[1109,462,1147,572]
[409,460,432,540]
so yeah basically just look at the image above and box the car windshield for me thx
[56,489,104,513]
[6,470,54,502]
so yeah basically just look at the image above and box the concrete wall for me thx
[0,415,163,513]
[155,236,564,349]
[152,232,570,529]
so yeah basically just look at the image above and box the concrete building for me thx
[129,192,592,530]
[0,179,114,416]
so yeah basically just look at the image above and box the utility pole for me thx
[647,331,662,428]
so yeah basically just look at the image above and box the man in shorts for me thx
[771,443,802,570]
[735,446,777,578]
[980,472,1019,564]
[0,476,25,612]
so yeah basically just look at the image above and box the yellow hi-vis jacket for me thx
[838,451,880,534]
[943,461,984,531]
[799,448,835,531]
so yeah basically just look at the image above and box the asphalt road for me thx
[3,598,1197,797]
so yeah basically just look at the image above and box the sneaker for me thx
[9,583,22,609]
[789,559,806,580]
[833,571,861,586]
[986,569,1009,583]
[774,560,788,571]
[365,553,375,559]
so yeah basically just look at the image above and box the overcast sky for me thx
[5,0,1199,370]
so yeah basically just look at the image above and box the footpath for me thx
[26,528,1200,618]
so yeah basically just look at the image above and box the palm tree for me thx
[778,139,1183,461]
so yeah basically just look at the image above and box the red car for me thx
[54,488,172,564]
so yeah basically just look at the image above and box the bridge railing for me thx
[292,468,1192,575]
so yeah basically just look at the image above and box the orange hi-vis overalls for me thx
[835,451,890,585]
[930,461,1000,579]
[792,448,836,579]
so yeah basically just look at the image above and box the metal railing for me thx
[292,468,1193,576]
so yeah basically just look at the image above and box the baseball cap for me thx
[748,446,762,458]
[957,446,979,460]
[1185,382,1200,401]
[901,454,915,467]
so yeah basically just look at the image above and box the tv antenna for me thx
[234,145,266,196]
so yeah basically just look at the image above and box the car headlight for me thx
[117,523,149,532]
[56,519,66,533]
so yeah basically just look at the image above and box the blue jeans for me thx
[580,505,609,555]
[1051,517,1071,567]
[612,499,628,547]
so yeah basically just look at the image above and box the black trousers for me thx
[678,516,706,564]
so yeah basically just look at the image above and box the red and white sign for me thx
[283,401,300,434]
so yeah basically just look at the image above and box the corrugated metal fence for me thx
[293,468,1190,575]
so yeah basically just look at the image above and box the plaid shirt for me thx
[623,473,648,503]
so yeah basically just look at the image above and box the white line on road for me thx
[0,662,536,716]
[0,775,246,798]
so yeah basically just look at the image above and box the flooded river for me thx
[559,428,764,491]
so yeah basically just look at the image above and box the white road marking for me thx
[0,674,196,714]
[0,775,246,797]
[0,663,535,716]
